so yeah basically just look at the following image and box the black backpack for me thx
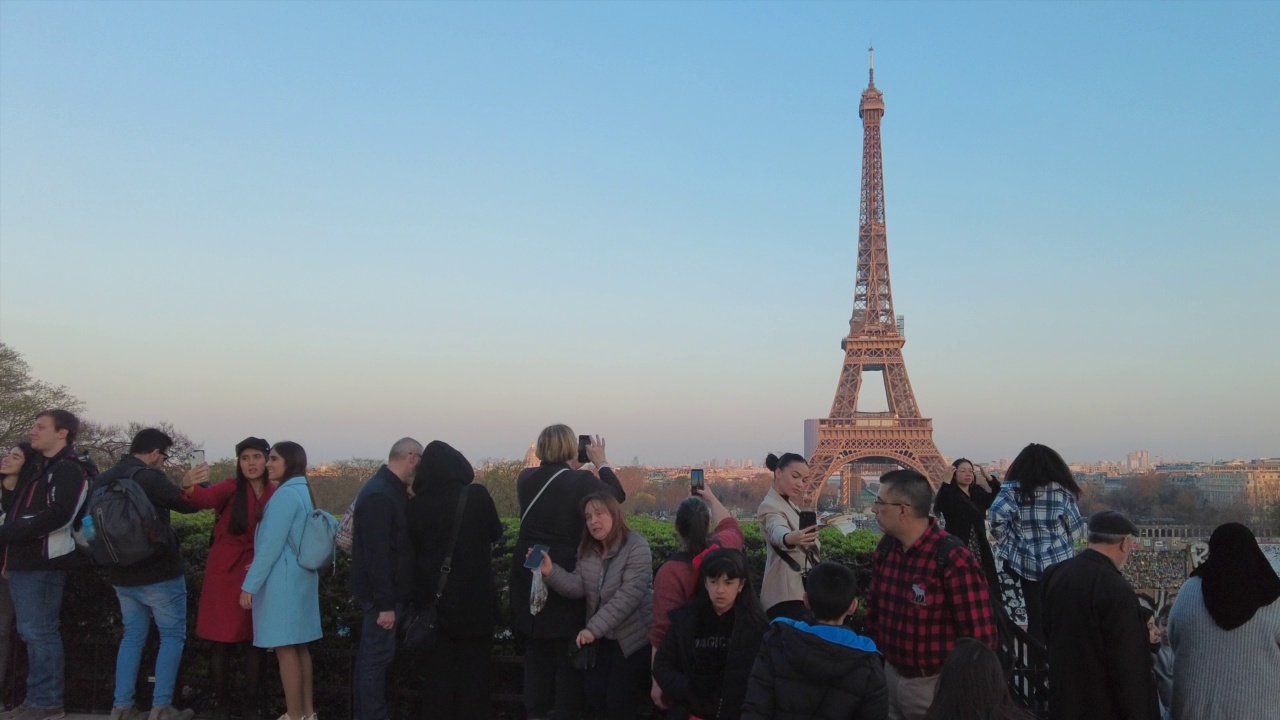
[81,467,168,567]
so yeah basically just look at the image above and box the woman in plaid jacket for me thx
[989,443,1085,644]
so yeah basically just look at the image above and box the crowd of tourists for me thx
[1,411,1278,720]
[1122,550,1191,593]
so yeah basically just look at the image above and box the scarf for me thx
[1191,523,1280,630]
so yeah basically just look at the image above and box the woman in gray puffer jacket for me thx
[536,491,654,720]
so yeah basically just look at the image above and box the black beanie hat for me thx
[235,437,271,457]
[414,440,474,492]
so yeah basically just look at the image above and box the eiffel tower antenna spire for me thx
[869,45,875,87]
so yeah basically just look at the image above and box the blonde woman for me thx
[510,424,626,720]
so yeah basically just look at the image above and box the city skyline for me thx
[2,3,1277,465]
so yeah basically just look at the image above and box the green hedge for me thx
[52,512,879,715]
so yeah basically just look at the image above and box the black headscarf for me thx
[1191,523,1280,630]
[411,440,474,495]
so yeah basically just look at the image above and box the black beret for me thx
[235,437,271,457]
[1089,510,1139,536]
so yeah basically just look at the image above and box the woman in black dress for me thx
[933,458,1000,581]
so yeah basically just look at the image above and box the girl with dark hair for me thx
[758,452,819,620]
[653,548,768,720]
[536,493,654,720]
[651,487,744,707]
[180,437,276,720]
[988,443,1085,643]
[922,638,1033,720]
[933,458,1000,582]
[1168,522,1280,720]
[0,442,40,691]
[240,441,322,720]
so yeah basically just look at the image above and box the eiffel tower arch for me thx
[801,50,949,508]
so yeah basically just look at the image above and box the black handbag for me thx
[569,642,597,671]
[399,487,469,651]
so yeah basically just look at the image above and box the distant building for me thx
[1247,459,1280,520]
[1199,465,1249,508]
[523,442,538,469]
[1127,449,1150,472]
[804,419,820,460]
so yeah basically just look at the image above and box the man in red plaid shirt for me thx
[867,470,999,720]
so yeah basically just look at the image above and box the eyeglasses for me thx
[871,497,910,508]
[160,451,170,462]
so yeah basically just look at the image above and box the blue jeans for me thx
[114,575,188,707]
[8,570,67,708]
[354,602,400,720]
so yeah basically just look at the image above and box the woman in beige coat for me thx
[757,452,820,620]
[537,492,654,720]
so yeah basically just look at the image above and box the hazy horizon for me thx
[2,2,1277,466]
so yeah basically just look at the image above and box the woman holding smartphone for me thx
[181,437,276,720]
[535,492,654,720]
[240,441,322,720]
[758,452,819,621]
[511,424,626,720]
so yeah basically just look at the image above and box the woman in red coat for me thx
[181,437,278,720]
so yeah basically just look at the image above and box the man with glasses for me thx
[866,469,997,720]
[98,428,206,720]
[1041,511,1159,720]
[350,437,422,720]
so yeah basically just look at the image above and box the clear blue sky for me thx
[2,1,1277,466]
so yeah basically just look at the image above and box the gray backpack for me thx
[82,467,169,567]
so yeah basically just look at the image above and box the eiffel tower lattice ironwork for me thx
[803,50,950,508]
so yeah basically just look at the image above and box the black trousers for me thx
[1009,569,1045,644]
[419,630,493,720]
[523,636,583,720]
[583,639,650,720]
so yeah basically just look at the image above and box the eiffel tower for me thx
[804,50,949,508]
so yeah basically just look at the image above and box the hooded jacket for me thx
[653,601,768,720]
[406,441,504,638]
[740,618,888,720]
[0,445,90,572]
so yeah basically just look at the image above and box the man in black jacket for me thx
[99,429,204,720]
[1041,511,1159,720]
[350,437,421,720]
[742,562,889,720]
[0,410,90,720]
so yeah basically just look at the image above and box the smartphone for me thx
[799,510,818,530]
[577,435,592,464]
[524,544,551,570]
[190,450,205,466]
[689,468,705,495]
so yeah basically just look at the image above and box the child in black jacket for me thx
[740,562,888,720]
[653,548,768,720]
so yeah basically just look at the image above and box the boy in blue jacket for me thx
[741,562,889,720]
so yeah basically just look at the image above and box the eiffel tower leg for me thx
[829,361,864,419]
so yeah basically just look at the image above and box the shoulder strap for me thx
[521,468,569,523]
[432,486,471,604]
[935,533,965,579]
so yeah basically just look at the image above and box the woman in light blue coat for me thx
[240,441,321,720]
